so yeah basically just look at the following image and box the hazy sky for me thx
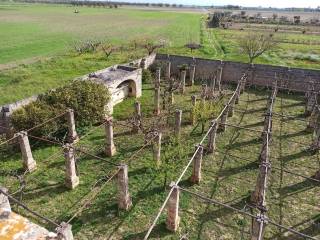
[114,0,319,8]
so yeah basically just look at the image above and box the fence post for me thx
[180,70,186,94]
[2,108,14,140]
[310,124,320,153]
[217,65,223,92]
[155,68,161,88]
[174,109,182,138]
[132,101,141,133]
[105,117,116,157]
[66,109,78,143]
[251,212,267,240]
[201,84,207,99]
[218,106,229,132]
[228,95,236,117]
[190,95,197,125]
[307,106,318,131]
[63,144,79,189]
[56,222,74,240]
[153,132,162,166]
[166,184,180,232]
[17,131,36,172]
[190,145,204,184]
[166,61,171,80]
[207,121,218,153]
[305,92,317,116]
[154,87,161,116]
[117,164,132,210]
[0,187,11,218]
[190,64,196,86]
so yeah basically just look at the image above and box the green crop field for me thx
[0,3,319,106]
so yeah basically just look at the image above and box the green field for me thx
[0,3,200,64]
[0,3,319,106]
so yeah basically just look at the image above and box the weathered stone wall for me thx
[156,54,320,92]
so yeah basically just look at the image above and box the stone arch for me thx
[116,79,137,97]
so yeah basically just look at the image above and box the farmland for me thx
[0,3,319,106]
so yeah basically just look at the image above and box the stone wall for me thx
[155,54,320,92]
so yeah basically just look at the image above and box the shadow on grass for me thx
[216,161,259,178]
[123,222,172,240]
[22,183,67,200]
[241,121,265,129]
[270,214,320,240]
[227,137,261,149]
[278,129,309,139]
[280,150,311,163]
[198,195,250,220]
[279,179,319,197]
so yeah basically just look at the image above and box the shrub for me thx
[142,69,152,84]
[11,100,62,137]
[40,80,111,126]
[11,80,111,138]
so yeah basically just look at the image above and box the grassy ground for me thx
[0,3,200,64]
[1,83,319,239]
[0,3,319,106]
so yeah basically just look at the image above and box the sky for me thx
[112,0,320,8]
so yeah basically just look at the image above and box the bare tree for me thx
[141,38,167,55]
[239,33,277,63]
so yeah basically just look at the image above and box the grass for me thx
[0,82,319,239]
[0,3,200,64]
[0,3,319,106]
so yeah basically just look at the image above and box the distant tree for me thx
[272,13,278,20]
[141,38,167,55]
[238,33,277,63]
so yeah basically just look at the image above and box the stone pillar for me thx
[207,121,218,153]
[166,184,180,232]
[218,106,229,132]
[217,66,223,92]
[155,68,161,88]
[117,164,132,210]
[310,124,320,153]
[189,64,196,86]
[63,144,79,189]
[56,222,74,240]
[235,85,241,104]
[153,132,162,166]
[132,101,141,133]
[307,106,319,132]
[0,187,11,218]
[228,95,236,117]
[174,109,182,138]
[201,84,207,99]
[105,117,116,157]
[180,70,186,94]
[166,61,171,80]
[2,108,14,140]
[305,92,317,116]
[154,87,161,116]
[170,91,174,105]
[190,145,203,184]
[66,109,78,143]
[190,95,197,125]
[17,131,36,172]
[251,152,270,206]
[251,213,267,240]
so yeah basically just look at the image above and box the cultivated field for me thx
[0,3,320,106]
